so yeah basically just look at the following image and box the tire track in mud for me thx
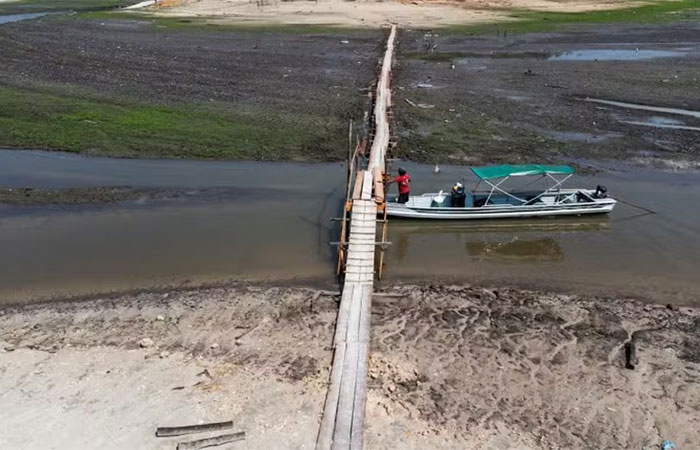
[367,285,700,449]
[1,283,699,448]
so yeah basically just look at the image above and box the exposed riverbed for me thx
[1,150,699,305]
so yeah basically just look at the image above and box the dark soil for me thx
[394,22,700,168]
[0,17,381,160]
[0,18,378,108]
[0,186,181,205]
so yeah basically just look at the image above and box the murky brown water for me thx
[382,162,700,304]
[1,150,700,305]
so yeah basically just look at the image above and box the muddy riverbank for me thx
[3,17,700,166]
[394,21,700,168]
[0,186,184,205]
[1,282,698,449]
[0,17,379,160]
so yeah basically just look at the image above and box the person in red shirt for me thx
[390,167,411,203]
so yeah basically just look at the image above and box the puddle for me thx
[622,115,700,132]
[0,12,51,24]
[1,150,700,306]
[547,131,621,144]
[624,121,700,132]
[454,60,488,70]
[549,49,683,61]
[583,98,700,120]
[648,116,684,126]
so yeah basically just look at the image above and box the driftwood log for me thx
[156,421,233,437]
[176,432,246,450]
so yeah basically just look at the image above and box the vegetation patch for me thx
[0,0,130,14]
[0,85,346,161]
[443,0,700,35]
[75,11,364,34]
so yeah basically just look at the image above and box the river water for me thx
[1,150,700,305]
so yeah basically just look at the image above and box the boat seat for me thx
[465,194,474,207]
[488,197,512,205]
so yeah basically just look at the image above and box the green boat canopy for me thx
[471,164,575,180]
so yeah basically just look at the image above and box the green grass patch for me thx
[443,0,700,35]
[0,85,345,161]
[0,0,130,15]
[74,10,367,34]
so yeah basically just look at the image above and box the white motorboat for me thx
[386,164,616,220]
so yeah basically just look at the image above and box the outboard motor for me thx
[594,185,608,199]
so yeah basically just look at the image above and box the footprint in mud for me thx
[369,286,700,448]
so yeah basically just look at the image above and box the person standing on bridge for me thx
[389,167,411,203]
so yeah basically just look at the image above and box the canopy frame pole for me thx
[484,176,533,205]
[524,173,573,205]
[484,176,510,205]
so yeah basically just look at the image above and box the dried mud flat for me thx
[0,18,380,160]
[153,0,648,28]
[0,186,184,205]
[394,21,700,169]
[1,283,699,449]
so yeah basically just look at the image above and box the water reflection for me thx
[549,49,683,61]
[388,216,611,234]
[466,238,563,262]
[0,12,52,25]
[389,216,609,264]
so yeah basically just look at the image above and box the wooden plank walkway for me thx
[317,25,397,450]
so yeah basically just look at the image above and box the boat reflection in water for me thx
[388,216,611,263]
[466,237,564,262]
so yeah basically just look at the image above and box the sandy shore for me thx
[1,283,699,449]
[151,0,650,28]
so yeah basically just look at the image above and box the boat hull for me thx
[386,192,617,220]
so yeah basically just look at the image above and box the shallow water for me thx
[583,98,700,120]
[623,121,700,132]
[1,150,700,305]
[0,12,51,24]
[549,49,683,61]
[546,131,621,143]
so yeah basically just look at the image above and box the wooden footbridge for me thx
[316,25,397,450]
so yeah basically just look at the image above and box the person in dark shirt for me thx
[451,182,466,207]
[390,167,411,203]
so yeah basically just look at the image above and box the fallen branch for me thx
[176,432,245,450]
[404,98,417,107]
[156,421,233,437]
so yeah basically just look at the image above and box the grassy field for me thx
[0,0,131,14]
[0,85,343,160]
[444,0,700,34]
[2,0,698,162]
[77,11,365,34]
